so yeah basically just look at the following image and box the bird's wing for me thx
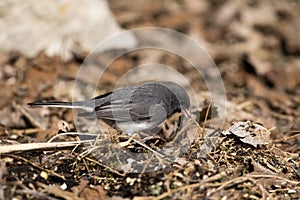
[76,83,175,135]
[77,84,167,124]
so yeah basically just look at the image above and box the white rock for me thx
[0,0,136,60]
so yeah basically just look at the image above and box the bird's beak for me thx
[182,109,191,119]
[182,109,201,129]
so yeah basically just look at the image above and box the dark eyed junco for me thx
[28,81,190,135]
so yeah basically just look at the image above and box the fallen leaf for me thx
[222,121,271,147]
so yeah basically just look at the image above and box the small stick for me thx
[7,154,66,181]
[47,132,97,143]
[85,157,125,177]
[0,140,94,154]
[11,128,41,135]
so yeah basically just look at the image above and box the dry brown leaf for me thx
[222,121,271,147]
[38,182,81,200]
[73,180,107,200]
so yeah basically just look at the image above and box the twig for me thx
[7,155,66,181]
[246,174,300,185]
[78,145,101,158]
[0,140,93,154]
[208,176,267,199]
[47,132,96,143]
[85,157,125,177]
[132,138,166,159]
[11,128,41,135]
[202,100,212,132]
[140,153,156,174]
[273,131,300,142]
[154,172,226,200]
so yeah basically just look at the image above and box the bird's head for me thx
[162,82,190,114]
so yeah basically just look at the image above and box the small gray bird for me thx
[29,81,190,135]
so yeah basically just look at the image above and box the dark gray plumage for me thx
[29,81,190,135]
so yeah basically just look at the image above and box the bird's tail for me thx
[28,101,94,111]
